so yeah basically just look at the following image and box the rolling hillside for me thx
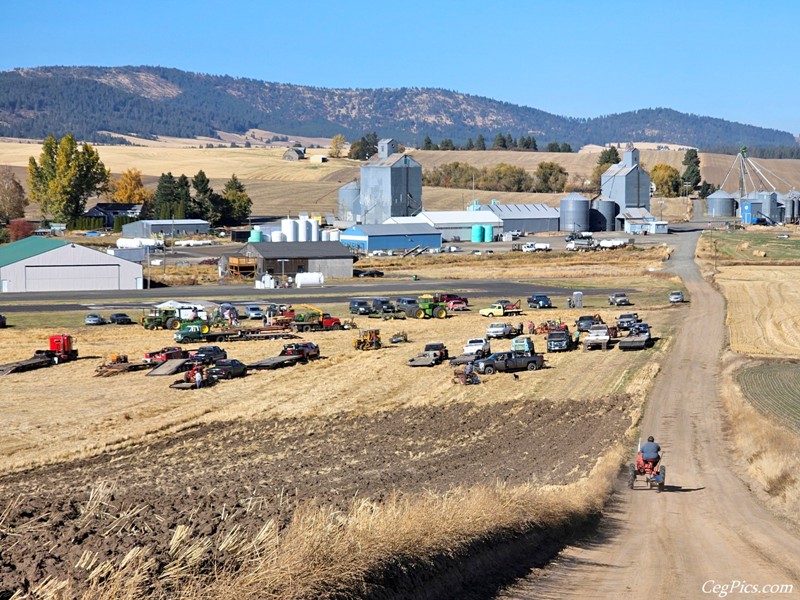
[0,66,795,149]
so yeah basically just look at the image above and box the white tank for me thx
[297,218,309,242]
[321,229,331,241]
[329,230,340,241]
[281,218,298,242]
[309,219,320,242]
[295,272,325,288]
[271,231,286,242]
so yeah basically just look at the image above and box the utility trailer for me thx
[0,334,78,376]
[618,324,651,350]
[173,325,298,344]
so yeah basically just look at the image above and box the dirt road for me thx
[500,230,800,598]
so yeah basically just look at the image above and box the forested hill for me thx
[0,66,795,149]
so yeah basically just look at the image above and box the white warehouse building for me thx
[0,237,143,293]
[385,210,503,242]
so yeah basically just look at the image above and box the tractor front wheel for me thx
[658,466,666,492]
[434,307,447,319]
[628,464,636,489]
[415,309,425,319]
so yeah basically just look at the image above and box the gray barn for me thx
[223,241,354,281]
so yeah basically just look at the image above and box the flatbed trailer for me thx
[174,326,299,344]
[0,355,53,376]
[95,361,153,377]
[618,335,649,350]
[247,355,306,370]
[146,358,192,376]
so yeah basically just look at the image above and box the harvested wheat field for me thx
[714,265,800,358]
[0,296,674,597]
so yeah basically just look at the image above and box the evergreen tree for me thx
[682,149,702,188]
[505,133,515,148]
[598,146,621,165]
[492,133,507,149]
[422,135,433,151]
[465,138,474,150]
[176,174,191,219]
[362,132,378,158]
[560,142,572,153]
[475,134,486,151]
[222,174,251,225]
[190,170,214,220]
[153,172,177,218]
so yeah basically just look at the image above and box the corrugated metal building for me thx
[601,148,652,217]
[0,237,143,293]
[337,139,422,224]
[222,241,354,281]
[340,223,442,252]
[619,208,668,235]
[478,203,560,233]
[122,219,210,238]
[386,211,503,242]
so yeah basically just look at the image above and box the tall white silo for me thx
[281,218,297,242]
[309,219,320,242]
[297,218,309,242]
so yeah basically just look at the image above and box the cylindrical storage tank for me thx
[706,194,735,217]
[784,200,794,222]
[321,229,331,241]
[297,219,309,242]
[338,185,360,221]
[750,202,762,222]
[559,194,591,232]
[471,224,483,242]
[483,225,494,242]
[281,218,297,242]
[794,199,800,221]
[295,272,325,288]
[597,200,618,231]
[760,193,777,222]
[271,231,286,242]
[329,230,340,241]
[309,219,320,242]
[248,226,263,243]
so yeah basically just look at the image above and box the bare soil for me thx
[0,395,633,596]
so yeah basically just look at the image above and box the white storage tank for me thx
[297,218,309,242]
[271,231,286,242]
[321,229,331,241]
[329,230,340,241]
[295,272,325,288]
[281,218,298,242]
[309,219,320,242]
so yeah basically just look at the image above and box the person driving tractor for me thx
[640,435,661,465]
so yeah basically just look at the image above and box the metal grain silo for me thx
[308,219,320,242]
[759,192,778,222]
[784,199,794,222]
[559,193,591,232]
[706,191,736,217]
[794,199,800,221]
[281,218,298,242]
[596,200,617,231]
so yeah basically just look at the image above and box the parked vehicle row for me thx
[84,312,134,325]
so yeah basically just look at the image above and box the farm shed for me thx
[478,202,559,234]
[619,208,668,235]
[601,148,652,214]
[386,210,503,242]
[222,241,354,281]
[122,219,210,238]
[283,147,306,161]
[337,139,422,225]
[0,236,143,293]
[340,223,442,253]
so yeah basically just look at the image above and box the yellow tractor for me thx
[353,328,382,350]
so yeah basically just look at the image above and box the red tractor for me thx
[628,444,666,492]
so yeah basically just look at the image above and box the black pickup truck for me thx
[474,351,544,374]
[189,345,227,365]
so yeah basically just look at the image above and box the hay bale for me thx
[752,250,767,257]
[737,242,751,251]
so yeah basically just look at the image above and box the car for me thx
[527,294,553,309]
[608,293,631,306]
[358,269,384,278]
[438,293,469,306]
[507,230,523,239]
[371,297,396,313]
[616,313,641,330]
[395,297,420,316]
[108,313,133,325]
[668,290,685,303]
[471,250,482,255]
[446,299,468,311]
[207,359,248,380]
[244,305,263,319]
[349,299,373,315]
[486,322,521,339]
[84,313,107,326]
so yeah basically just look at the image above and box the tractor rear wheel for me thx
[658,466,666,492]
[434,307,447,319]
[628,464,636,489]
[166,318,178,330]
[415,309,425,319]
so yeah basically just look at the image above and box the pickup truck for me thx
[546,330,573,352]
[527,294,553,309]
[479,300,523,317]
[521,242,551,252]
[189,346,228,364]
[143,346,188,363]
[615,312,641,330]
[290,313,343,332]
[423,342,449,361]
[575,314,603,332]
[581,324,611,351]
[608,292,632,306]
[486,322,523,339]
[463,338,491,358]
[474,351,545,374]
[436,293,469,306]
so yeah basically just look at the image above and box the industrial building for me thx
[0,236,143,293]
[337,139,422,225]
[122,219,210,238]
[601,148,652,217]
[221,241,354,282]
[340,223,442,253]
[618,208,668,235]
[385,210,503,242]
[478,202,560,234]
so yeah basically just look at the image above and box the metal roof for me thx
[241,241,353,259]
[602,163,637,178]
[619,208,656,221]
[418,210,503,225]
[137,219,209,225]
[363,153,421,169]
[480,203,559,218]
[343,223,440,237]
[0,236,68,268]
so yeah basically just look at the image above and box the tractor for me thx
[451,365,480,385]
[628,445,666,492]
[414,295,448,319]
[353,329,382,350]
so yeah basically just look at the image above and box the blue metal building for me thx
[340,224,442,253]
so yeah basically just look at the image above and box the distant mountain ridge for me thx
[0,66,794,149]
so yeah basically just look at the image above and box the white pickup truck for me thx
[521,242,551,252]
[463,338,491,358]
[582,324,611,351]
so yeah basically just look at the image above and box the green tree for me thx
[559,142,572,153]
[330,134,346,158]
[480,163,533,192]
[422,135,433,151]
[545,142,561,152]
[533,161,568,192]
[27,134,110,222]
[0,166,28,223]
[362,132,378,158]
[154,172,177,219]
[505,133,515,148]
[439,138,455,150]
[222,174,252,225]
[492,133,507,149]
[598,146,621,166]
[348,140,364,160]
[682,149,701,188]
[699,180,718,199]
[475,134,486,151]
[190,170,214,220]
[650,163,682,197]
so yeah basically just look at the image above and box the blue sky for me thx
[3,0,798,135]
